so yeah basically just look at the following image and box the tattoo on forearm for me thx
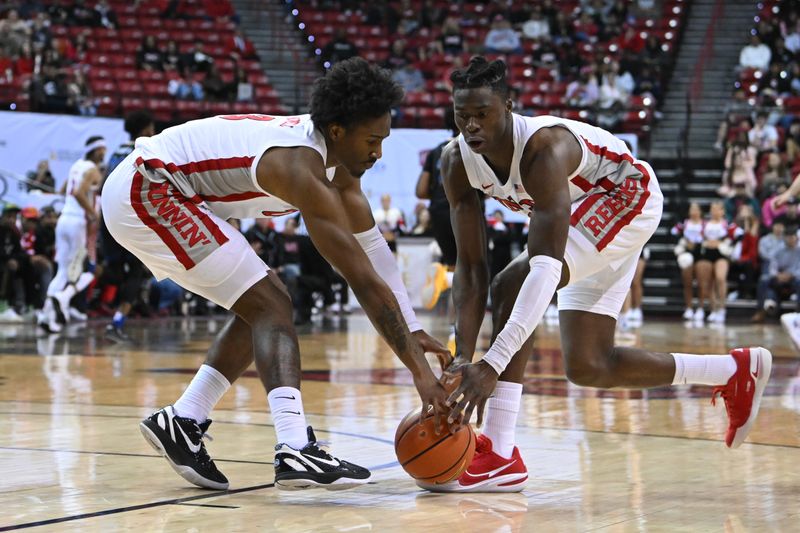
[376,303,409,355]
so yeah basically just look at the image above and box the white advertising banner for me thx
[0,111,128,208]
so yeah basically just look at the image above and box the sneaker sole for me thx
[729,347,773,449]
[139,422,229,490]
[275,475,372,491]
[417,472,527,493]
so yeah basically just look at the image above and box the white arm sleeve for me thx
[353,224,422,332]
[482,255,562,375]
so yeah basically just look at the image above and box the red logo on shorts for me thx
[584,177,639,237]
[147,183,212,247]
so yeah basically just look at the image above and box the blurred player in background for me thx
[38,136,105,333]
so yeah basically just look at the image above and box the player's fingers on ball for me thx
[446,386,464,406]
[475,398,487,427]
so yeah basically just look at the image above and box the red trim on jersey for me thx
[262,208,299,217]
[201,191,269,202]
[130,171,195,270]
[570,192,605,226]
[570,175,592,192]
[179,198,229,246]
[139,156,255,176]
[580,136,635,165]
[597,177,616,192]
[595,163,652,251]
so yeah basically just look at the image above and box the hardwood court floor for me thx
[0,313,798,532]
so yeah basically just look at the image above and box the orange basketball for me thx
[394,409,476,484]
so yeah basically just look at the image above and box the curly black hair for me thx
[124,110,154,139]
[450,56,509,98]
[310,57,404,130]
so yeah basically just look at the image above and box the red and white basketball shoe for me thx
[416,434,527,493]
[711,347,772,448]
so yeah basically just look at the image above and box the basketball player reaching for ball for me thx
[424,57,773,493]
[38,136,105,333]
[102,58,450,491]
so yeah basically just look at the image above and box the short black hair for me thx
[451,56,510,98]
[124,110,154,138]
[309,57,404,130]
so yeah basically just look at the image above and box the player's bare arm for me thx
[442,140,490,368]
[75,167,102,220]
[415,168,431,199]
[334,167,452,366]
[447,127,579,426]
[774,171,800,207]
[257,147,449,423]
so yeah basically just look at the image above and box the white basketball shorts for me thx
[101,151,269,309]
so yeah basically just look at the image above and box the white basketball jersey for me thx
[134,113,335,220]
[458,113,659,249]
[61,159,97,217]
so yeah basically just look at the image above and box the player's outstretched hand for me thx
[413,370,449,435]
[446,361,499,432]
[412,329,453,371]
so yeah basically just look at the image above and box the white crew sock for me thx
[267,386,309,449]
[671,353,737,386]
[173,364,231,422]
[480,380,523,459]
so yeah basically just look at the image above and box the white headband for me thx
[85,139,106,155]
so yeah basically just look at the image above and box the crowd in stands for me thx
[687,0,800,323]
[0,1,267,119]
[300,0,680,133]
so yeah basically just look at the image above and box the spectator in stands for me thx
[761,154,790,195]
[565,67,599,108]
[27,160,55,193]
[93,0,118,29]
[232,65,253,102]
[274,217,303,294]
[31,66,73,114]
[373,194,405,253]
[560,45,585,79]
[69,0,102,27]
[756,227,800,318]
[20,207,54,313]
[392,62,425,94]
[721,132,757,197]
[202,64,230,101]
[521,5,550,41]
[168,67,203,100]
[484,15,522,54]
[0,47,12,82]
[597,64,628,130]
[68,70,96,115]
[730,204,760,300]
[410,208,432,236]
[785,118,800,161]
[72,32,89,65]
[0,9,30,55]
[634,65,662,104]
[321,28,359,68]
[137,36,164,71]
[182,41,214,74]
[610,60,635,96]
[384,40,412,71]
[230,29,257,60]
[573,11,599,43]
[550,11,574,46]
[739,34,771,72]
[714,89,754,151]
[672,202,705,322]
[725,182,761,222]
[30,12,52,52]
[436,16,465,56]
[748,111,779,153]
[753,221,786,322]
[0,205,26,321]
[162,40,181,72]
[244,218,277,265]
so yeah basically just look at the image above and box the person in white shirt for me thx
[484,16,522,54]
[521,7,550,41]
[373,193,405,252]
[748,112,779,152]
[739,34,772,71]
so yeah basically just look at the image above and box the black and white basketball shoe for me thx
[274,426,371,490]
[139,405,229,490]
